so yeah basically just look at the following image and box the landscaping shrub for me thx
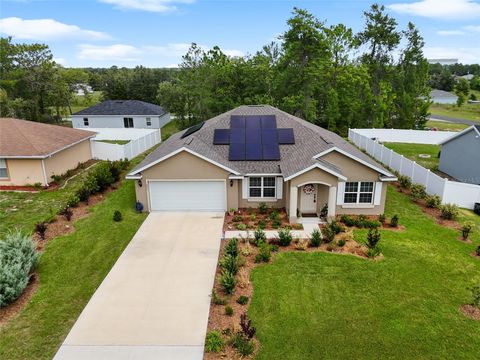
[258,202,268,214]
[461,221,475,240]
[329,220,344,234]
[390,214,399,228]
[236,223,247,230]
[220,254,239,275]
[366,228,381,249]
[476,245,480,257]
[212,290,226,305]
[232,215,243,222]
[440,203,459,220]
[269,210,280,221]
[323,226,335,243]
[90,162,115,191]
[340,214,357,227]
[237,295,249,305]
[225,305,234,316]
[35,222,47,240]
[220,270,236,294]
[338,239,346,247]
[76,186,91,203]
[253,228,267,246]
[113,210,122,222]
[398,175,411,189]
[270,244,279,252]
[83,173,100,194]
[240,312,256,339]
[257,219,266,230]
[205,330,224,353]
[379,214,386,224]
[224,238,239,257]
[425,195,441,209]
[295,238,308,250]
[271,219,281,228]
[250,214,257,221]
[255,242,271,263]
[366,246,381,258]
[59,207,73,221]
[230,332,255,356]
[310,228,322,247]
[320,203,328,218]
[108,160,124,182]
[51,174,62,183]
[470,284,480,308]
[0,230,39,307]
[66,194,80,208]
[277,228,292,246]
[410,184,427,201]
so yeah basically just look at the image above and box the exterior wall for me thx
[72,115,167,129]
[335,183,387,215]
[0,159,44,186]
[44,140,92,181]
[439,129,480,184]
[237,181,286,209]
[322,152,379,181]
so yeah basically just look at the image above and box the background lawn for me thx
[161,118,181,141]
[249,186,480,360]
[430,102,480,122]
[383,142,440,171]
[97,140,131,145]
[425,120,469,132]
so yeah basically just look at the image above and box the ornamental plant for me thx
[440,203,459,220]
[410,184,427,201]
[205,331,224,353]
[461,221,475,240]
[310,228,322,247]
[277,228,292,246]
[425,195,441,209]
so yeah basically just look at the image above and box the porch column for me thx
[289,185,298,223]
[327,186,336,219]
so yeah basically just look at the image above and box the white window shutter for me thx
[336,182,345,205]
[276,177,283,199]
[242,177,248,199]
[374,181,383,205]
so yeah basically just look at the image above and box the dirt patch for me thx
[471,252,480,259]
[456,236,472,244]
[223,207,303,231]
[0,273,39,328]
[460,305,480,320]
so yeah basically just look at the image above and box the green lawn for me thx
[97,139,131,145]
[249,186,480,360]
[383,142,440,171]
[425,120,469,132]
[430,102,480,122]
[161,118,181,141]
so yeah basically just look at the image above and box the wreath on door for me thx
[303,184,315,194]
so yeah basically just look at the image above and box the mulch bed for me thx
[223,207,303,231]
[460,305,480,321]
[0,273,39,327]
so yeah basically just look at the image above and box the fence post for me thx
[399,155,404,174]
[389,149,393,168]
[441,178,449,203]
[425,169,431,193]
[411,161,416,180]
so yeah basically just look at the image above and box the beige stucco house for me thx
[126,106,396,223]
[0,118,96,186]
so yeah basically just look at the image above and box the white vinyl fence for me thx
[349,129,480,209]
[351,128,456,144]
[90,129,160,161]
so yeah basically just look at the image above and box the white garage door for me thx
[148,181,226,211]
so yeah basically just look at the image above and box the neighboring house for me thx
[430,89,458,104]
[74,83,93,96]
[72,100,170,129]
[454,74,474,81]
[126,105,396,223]
[0,118,95,186]
[438,125,480,184]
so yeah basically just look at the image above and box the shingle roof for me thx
[73,100,166,116]
[0,118,96,157]
[129,105,394,179]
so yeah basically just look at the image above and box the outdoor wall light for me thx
[138,179,142,187]
[230,179,234,187]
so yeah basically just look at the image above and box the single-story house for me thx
[439,125,480,184]
[72,100,170,130]
[126,105,397,223]
[430,89,458,104]
[0,118,95,186]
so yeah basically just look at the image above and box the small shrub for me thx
[66,194,80,208]
[338,239,346,247]
[390,214,399,228]
[35,222,47,240]
[255,242,271,263]
[410,184,427,201]
[91,162,115,191]
[220,270,236,295]
[76,186,91,203]
[220,254,239,275]
[469,284,480,308]
[232,215,243,222]
[295,238,308,250]
[212,290,226,305]
[230,332,255,356]
[237,268,250,288]
[378,214,386,224]
[320,203,328,218]
[461,221,475,240]
[425,195,441,209]
[277,228,292,246]
[258,202,268,214]
[224,238,239,257]
[240,312,256,339]
[366,246,381,258]
[270,244,279,252]
[250,214,257,221]
[310,228,322,247]
[329,220,344,234]
[253,228,267,246]
[59,207,73,221]
[236,223,247,230]
[257,219,266,230]
[323,226,335,243]
[271,219,281,229]
[83,174,100,194]
[269,210,280,221]
[398,175,411,189]
[51,174,62,183]
[476,245,480,257]
[340,214,357,227]
[237,295,249,305]
[113,210,122,222]
[205,330,224,353]
[366,228,381,249]
[440,203,459,220]
[225,305,234,316]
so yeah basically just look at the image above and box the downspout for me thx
[41,159,49,187]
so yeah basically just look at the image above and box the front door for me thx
[300,184,317,214]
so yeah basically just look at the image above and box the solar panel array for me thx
[213,115,295,161]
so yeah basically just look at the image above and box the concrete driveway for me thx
[54,212,224,360]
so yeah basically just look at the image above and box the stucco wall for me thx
[322,152,379,181]
[44,140,92,181]
[237,180,286,209]
[72,115,167,129]
[0,159,44,186]
[335,183,387,215]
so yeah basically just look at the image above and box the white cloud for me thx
[78,44,141,61]
[144,43,193,56]
[464,25,480,32]
[223,49,244,57]
[424,46,480,64]
[388,0,480,19]
[99,0,194,13]
[0,17,110,41]
[53,57,67,66]
[437,30,465,36]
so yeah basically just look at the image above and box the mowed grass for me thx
[383,142,440,170]
[0,179,147,360]
[430,102,480,122]
[249,186,480,360]
[425,120,469,131]
[161,118,181,141]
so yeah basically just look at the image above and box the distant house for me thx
[439,125,480,184]
[430,89,458,105]
[72,100,171,130]
[0,118,95,186]
[74,83,93,96]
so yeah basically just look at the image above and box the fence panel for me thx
[350,128,455,144]
[91,130,161,160]
[442,181,480,209]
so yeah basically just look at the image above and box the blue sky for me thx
[1,0,479,67]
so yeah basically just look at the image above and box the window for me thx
[249,177,276,198]
[0,159,8,178]
[83,117,89,126]
[146,117,151,126]
[124,117,134,128]
[344,181,374,204]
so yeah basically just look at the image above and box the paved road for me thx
[429,114,479,126]
[54,212,224,360]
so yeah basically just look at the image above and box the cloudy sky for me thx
[1,0,479,67]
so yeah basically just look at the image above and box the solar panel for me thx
[261,128,277,144]
[245,115,261,129]
[229,143,246,160]
[278,128,295,144]
[213,129,230,144]
[230,128,246,143]
[246,127,261,143]
[181,121,204,138]
[261,115,276,128]
[246,143,263,160]
[262,143,280,160]
[230,115,245,128]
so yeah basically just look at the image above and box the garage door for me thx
[148,181,226,211]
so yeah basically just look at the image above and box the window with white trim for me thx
[344,181,374,204]
[146,117,151,126]
[83,117,89,126]
[0,159,8,178]
[249,177,276,198]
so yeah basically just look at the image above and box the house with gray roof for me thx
[439,125,480,185]
[71,100,170,130]
[430,89,458,104]
[126,105,396,223]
